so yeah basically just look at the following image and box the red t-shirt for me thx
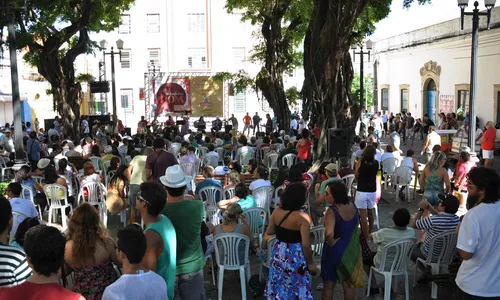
[481,127,496,151]
[243,116,251,125]
[0,281,81,300]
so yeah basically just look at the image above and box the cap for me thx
[325,163,337,173]
[438,193,460,213]
[37,158,50,169]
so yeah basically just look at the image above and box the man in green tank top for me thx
[160,165,207,300]
[137,182,177,300]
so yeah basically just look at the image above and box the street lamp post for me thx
[147,61,159,120]
[353,40,373,121]
[100,39,124,130]
[458,0,496,153]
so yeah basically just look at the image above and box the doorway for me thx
[423,79,437,124]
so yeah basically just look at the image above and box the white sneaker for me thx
[316,282,324,290]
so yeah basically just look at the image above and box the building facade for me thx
[374,6,500,126]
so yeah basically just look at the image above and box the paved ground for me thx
[105,134,499,300]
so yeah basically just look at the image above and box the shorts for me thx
[128,184,140,209]
[482,150,494,159]
[383,123,388,131]
[423,190,440,206]
[174,269,206,300]
[354,191,377,209]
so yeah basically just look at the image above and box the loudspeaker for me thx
[328,128,349,158]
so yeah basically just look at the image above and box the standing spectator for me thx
[253,112,261,135]
[290,116,298,132]
[53,116,62,135]
[160,166,206,299]
[421,126,441,162]
[65,203,119,299]
[355,145,379,240]
[455,167,500,299]
[102,225,168,300]
[411,194,460,283]
[479,121,496,167]
[420,113,435,139]
[0,197,32,287]
[265,114,273,135]
[127,147,154,224]
[296,129,312,164]
[381,111,389,136]
[80,115,90,138]
[243,112,252,136]
[145,138,178,183]
[400,112,407,144]
[0,225,83,299]
[27,131,41,171]
[137,182,177,300]
[406,112,415,141]
[419,151,451,207]
[34,118,39,133]
[452,150,476,208]
[229,114,238,131]
[264,183,315,299]
[321,181,365,300]
[370,113,383,138]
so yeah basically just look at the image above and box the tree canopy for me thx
[1,0,134,136]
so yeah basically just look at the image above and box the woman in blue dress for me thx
[263,183,316,299]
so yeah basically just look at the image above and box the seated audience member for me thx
[452,150,476,208]
[214,203,258,259]
[355,140,367,158]
[0,225,83,299]
[106,165,129,214]
[364,208,415,294]
[205,143,219,161]
[80,161,102,186]
[396,150,419,200]
[214,156,232,176]
[249,166,272,191]
[138,182,176,300]
[101,145,120,171]
[338,157,355,178]
[218,182,256,211]
[235,136,255,164]
[0,197,32,287]
[372,142,382,162]
[278,142,298,167]
[102,225,168,300]
[178,146,199,165]
[195,166,223,202]
[411,194,460,283]
[11,217,40,250]
[5,182,38,240]
[65,203,120,299]
[380,145,400,162]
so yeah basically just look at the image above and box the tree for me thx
[214,0,312,131]
[351,73,374,109]
[6,0,133,137]
[302,0,430,161]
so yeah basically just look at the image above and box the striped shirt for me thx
[0,243,32,287]
[415,213,460,259]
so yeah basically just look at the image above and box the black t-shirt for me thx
[423,119,435,134]
[357,160,379,193]
[253,115,261,124]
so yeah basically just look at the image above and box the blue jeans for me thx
[174,269,206,300]
[424,190,441,206]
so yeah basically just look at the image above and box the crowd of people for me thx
[0,110,498,300]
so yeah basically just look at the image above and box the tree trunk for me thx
[302,0,368,162]
[256,73,291,132]
[32,29,89,138]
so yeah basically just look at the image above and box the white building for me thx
[91,0,273,131]
[374,6,500,126]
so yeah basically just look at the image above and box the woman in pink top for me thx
[452,151,476,206]
[296,129,312,162]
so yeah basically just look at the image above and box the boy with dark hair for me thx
[0,196,31,287]
[0,225,82,299]
[103,225,167,300]
[137,182,176,300]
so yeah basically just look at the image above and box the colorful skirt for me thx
[265,240,313,299]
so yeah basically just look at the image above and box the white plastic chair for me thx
[259,236,277,283]
[10,211,29,244]
[44,184,73,230]
[382,157,399,189]
[272,185,284,209]
[241,207,267,247]
[0,156,12,181]
[170,143,181,158]
[413,230,457,299]
[201,155,218,168]
[224,186,235,200]
[282,153,297,168]
[105,170,116,189]
[32,175,44,185]
[215,148,225,164]
[395,166,413,203]
[367,238,416,300]
[310,226,325,264]
[252,186,273,221]
[198,146,208,158]
[181,163,196,177]
[350,152,357,169]
[259,147,270,163]
[89,156,103,171]
[266,153,279,174]
[199,186,223,207]
[213,233,251,300]
[341,174,356,197]
[239,150,254,166]
[77,181,108,227]
[21,184,41,215]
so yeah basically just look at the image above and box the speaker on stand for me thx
[328,128,350,168]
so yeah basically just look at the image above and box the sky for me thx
[371,0,500,40]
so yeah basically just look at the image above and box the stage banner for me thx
[190,76,223,117]
[154,76,223,117]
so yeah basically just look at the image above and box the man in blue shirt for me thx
[195,166,222,203]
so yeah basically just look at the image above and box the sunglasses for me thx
[137,193,151,206]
